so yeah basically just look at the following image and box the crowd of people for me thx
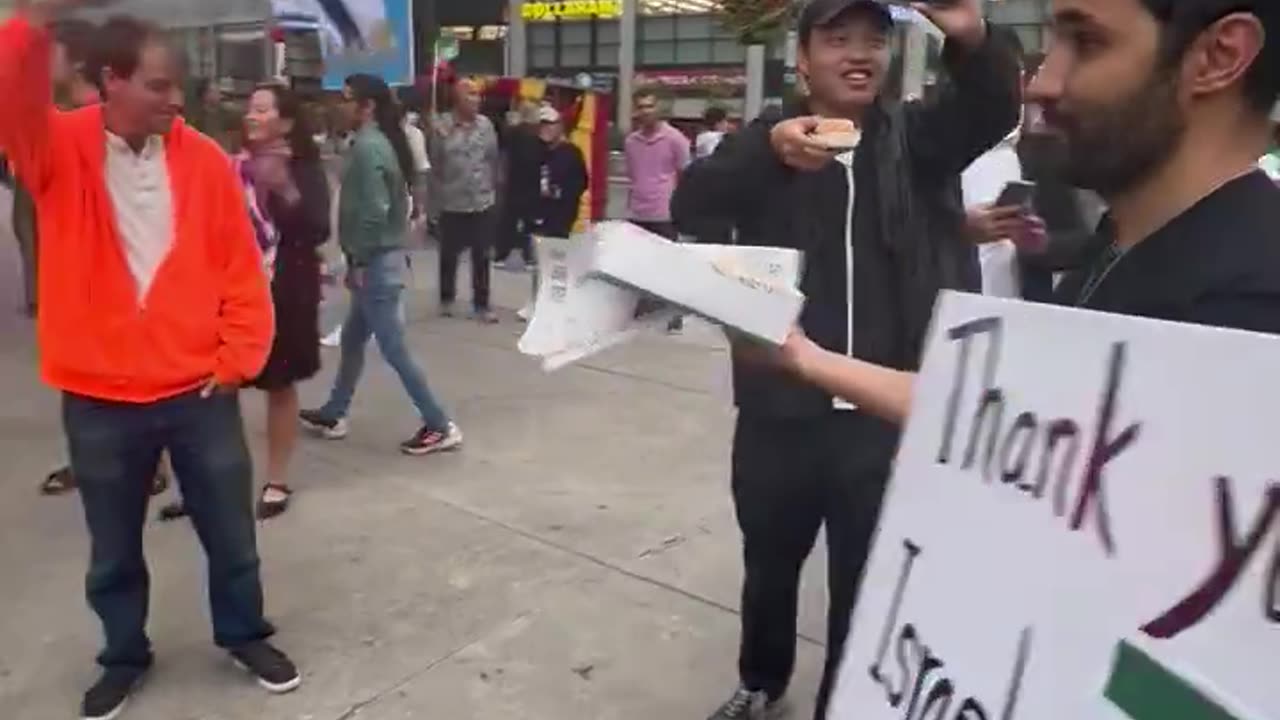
[2,0,1279,719]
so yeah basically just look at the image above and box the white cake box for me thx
[589,221,805,345]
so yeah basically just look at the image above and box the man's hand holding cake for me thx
[769,115,863,171]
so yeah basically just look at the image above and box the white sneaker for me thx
[321,325,343,347]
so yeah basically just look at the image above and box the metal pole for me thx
[508,0,527,77]
[901,21,927,101]
[617,0,637,134]
[744,43,765,122]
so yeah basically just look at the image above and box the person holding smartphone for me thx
[759,0,1280,426]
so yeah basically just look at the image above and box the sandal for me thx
[39,466,77,496]
[256,484,293,520]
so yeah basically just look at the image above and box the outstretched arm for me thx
[0,9,58,192]
[903,1,1021,180]
[737,330,916,425]
[786,333,915,424]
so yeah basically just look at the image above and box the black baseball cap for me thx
[798,0,895,41]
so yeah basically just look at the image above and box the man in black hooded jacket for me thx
[672,1,1019,718]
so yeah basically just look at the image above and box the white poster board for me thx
[830,292,1279,720]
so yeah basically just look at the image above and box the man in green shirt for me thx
[300,73,464,456]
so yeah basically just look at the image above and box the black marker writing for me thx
[936,317,1140,556]
[1265,540,1279,623]
[937,317,1002,466]
[999,412,1037,487]
[1069,343,1140,555]
[870,540,922,705]
[1141,477,1280,638]
[868,538,1033,719]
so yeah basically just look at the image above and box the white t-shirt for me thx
[404,119,430,174]
[961,136,1023,299]
[695,130,725,159]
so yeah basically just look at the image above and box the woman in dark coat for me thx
[238,83,331,518]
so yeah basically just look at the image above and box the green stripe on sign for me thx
[1104,641,1241,720]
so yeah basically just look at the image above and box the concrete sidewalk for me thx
[0,246,834,720]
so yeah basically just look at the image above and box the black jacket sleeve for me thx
[904,33,1021,180]
[564,144,588,206]
[671,108,788,235]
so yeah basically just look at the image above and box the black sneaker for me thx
[400,422,464,456]
[299,409,349,440]
[707,686,787,720]
[229,640,301,694]
[81,666,147,720]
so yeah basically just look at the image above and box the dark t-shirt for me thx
[1053,171,1280,335]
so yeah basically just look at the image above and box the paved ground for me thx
[0,191,834,720]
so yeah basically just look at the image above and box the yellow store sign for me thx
[521,0,623,21]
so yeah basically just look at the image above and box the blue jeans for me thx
[63,390,274,670]
[321,249,451,430]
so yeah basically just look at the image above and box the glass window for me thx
[529,23,556,47]
[641,39,677,64]
[675,14,713,39]
[562,21,592,43]
[675,39,712,64]
[597,20,621,43]
[597,42,621,67]
[562,44,592,67]
[531,46,557,69]
[641,16,676,40]
[639,0,722,14]
[1013,24,1045,52]
[712,39,745,63]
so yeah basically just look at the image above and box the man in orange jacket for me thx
[0,3,299,718]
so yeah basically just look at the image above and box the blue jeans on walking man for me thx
[320,249,451,431]
[64,390,275,670]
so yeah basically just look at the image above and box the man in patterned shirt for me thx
[430,78,501,323]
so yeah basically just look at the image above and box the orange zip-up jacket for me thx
[0,15,273,403]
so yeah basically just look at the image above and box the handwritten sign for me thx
[521,0,622,22]
[830,292,1279,720]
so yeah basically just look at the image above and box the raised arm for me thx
[0,11,58,192]
[903,4,1021,180]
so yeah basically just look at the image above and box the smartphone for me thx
[994,180,1036,208]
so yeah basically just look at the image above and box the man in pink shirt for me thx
[625,91,690,237]
[625,90,691,330]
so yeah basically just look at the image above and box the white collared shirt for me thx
[105,132,174,303]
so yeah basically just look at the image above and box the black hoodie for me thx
[673,34,1020,420]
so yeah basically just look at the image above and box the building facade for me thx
[986,0,1052,55]
[424,0,1052,128]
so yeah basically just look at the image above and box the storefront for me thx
[436,0,509,75]
[522,1,761,123]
